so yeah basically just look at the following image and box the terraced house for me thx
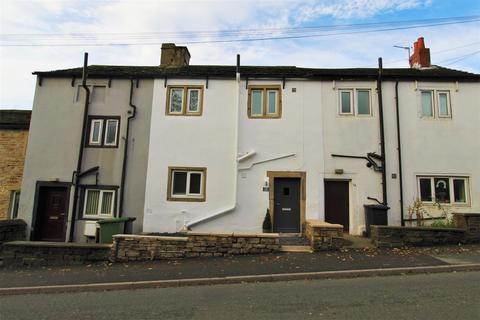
[18,38,480,242]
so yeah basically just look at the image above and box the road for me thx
[1,271,479,320]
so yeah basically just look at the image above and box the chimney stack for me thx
[160,43,191,67]
[409,37,431,69]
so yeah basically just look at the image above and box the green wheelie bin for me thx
[96,217,131,243]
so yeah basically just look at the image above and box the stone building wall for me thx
[0,129,29,219]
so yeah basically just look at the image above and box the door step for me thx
[280,245,313,253]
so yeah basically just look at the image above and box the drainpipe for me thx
[119,79,137,217]
[186,54,241,229]
[395,81,405,226]
[377,57,387,205]
[69,52,90,242]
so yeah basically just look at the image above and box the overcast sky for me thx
[1,0,479,110]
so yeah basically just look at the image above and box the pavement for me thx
[0,244,479,293]
[1,271,479,320]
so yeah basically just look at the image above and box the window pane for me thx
[434,178,450,203]
[453,179,466,203]
[438,93,449,116]
[419,178,432,201]
[341,91,351,113]
[188,89,199,112]
[105,120,118,145]
[91,121,102,143]
[91,86,106,103]
[189,172,202,194]
[251,90,263,116]
[421,91,433,117]
[357,90,370,115]
[170,89,184,113]
[85,190,100,215]
[172,171,187,195]
[101,191,114,214]
[267,91,277,114]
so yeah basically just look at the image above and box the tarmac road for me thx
[1,271,479,320]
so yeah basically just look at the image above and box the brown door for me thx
[324,180,349,232]
[36,187,68,241]
[273,178,301,233]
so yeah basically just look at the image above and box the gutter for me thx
[119,79,137,217]
[395,81,405,226]
[186,55,241,229]
[69,53,90,242]
[377,58,388,206]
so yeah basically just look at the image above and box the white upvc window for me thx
[104,119,119,146]
[83,188,115,217]
[417,176,469,205]
[356,89,371,116]
[89,119,103,145]
[420,89,452,119]
[339,89,353,115]
[421,90,434,117]
[266,89,280,116]
[168,167,206,201]
[437,91,451,118]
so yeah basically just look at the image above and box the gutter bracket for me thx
[38,76,43,87]
[282,77,286,89]
[164,77,168,88]
[71,77,76,87]
[136,79,140,88]
[108,78,112,88]
[245,77,248,89]
[206,76,209,89]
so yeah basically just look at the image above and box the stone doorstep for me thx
[306,219,343,229]
[280,245,313,253]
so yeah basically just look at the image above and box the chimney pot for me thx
[160,43,191,67]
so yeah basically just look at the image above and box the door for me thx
[36,187,68,241]
[273,178,301,233]
[324,180,349,232]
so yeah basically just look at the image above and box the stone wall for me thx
[306,220,344,251]
[0,219,26,247]
[2,241,111,267]
[371,225,466,248]
[453,213,480,242]
[0,130,29,220]
[112,232,281,262]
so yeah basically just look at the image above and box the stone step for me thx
[280,245,313,253]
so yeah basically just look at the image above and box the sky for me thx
[1,0,479,110]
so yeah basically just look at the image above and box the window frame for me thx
[339,89,354,116]
[81,186,118,219]
[355,89,372,116]
[166,85,204,116]
[86,116,121,148]
[9,190,21,219]
[437,90,451,118]
[416,176,470,206]
[167,167,207,202]
[104,119,119,146]
[419,89,453,119]
[420,90,435,118]
[247,85,282,119]
[89,119,104,145]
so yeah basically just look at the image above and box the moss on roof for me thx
[32,64,480,81]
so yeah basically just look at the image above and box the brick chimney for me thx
[160,43,191,67]
[409,37,431,69]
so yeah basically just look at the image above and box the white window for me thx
[168,167,206,201]
[87,117,120,147]
[167,86,203,116]
[104,119,119,146]
[83,189,115,217]
[89,119,103,145]
[339,90,353,115]
[9,190,20,219]
[248,86,281,118]
[421,90,434,117]
[417,176,469,205]
[437,91,451,117]
[356,90,371,115]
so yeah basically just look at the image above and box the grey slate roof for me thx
[33,64,480,81]
[0,110,31,130]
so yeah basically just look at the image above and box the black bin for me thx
[364,204,389,237]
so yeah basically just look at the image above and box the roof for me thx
[0,110,31,130]
[32,64,480,81]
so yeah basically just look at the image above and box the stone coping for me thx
[373,225,464,232]
[306,220,343,228]
[453,212,480,217]
[186,232,279,238]
[113,234,188,241]
[3,241,112,249]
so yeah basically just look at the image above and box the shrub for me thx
[262,209,272,233]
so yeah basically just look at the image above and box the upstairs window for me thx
[86,116,120,148]
[339,89,371,116]
[83,188,116,218]
[167,167,206,201]
[166,86,203,116]
[420,90,451,119]
[247,85,282,118]
[417,176,469,205]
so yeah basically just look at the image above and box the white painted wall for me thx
[144,76,479,235]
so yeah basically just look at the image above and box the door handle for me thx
[59,213,65,216]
